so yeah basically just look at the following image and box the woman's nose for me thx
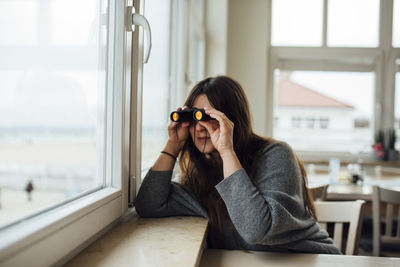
[194,122,205,131]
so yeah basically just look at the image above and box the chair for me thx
[314,200,365,255]
[372,186,400,257]
[309,184,328,201]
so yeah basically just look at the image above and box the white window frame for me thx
[0,0,142,265]
[267,0,399,162]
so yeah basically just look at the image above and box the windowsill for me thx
[0,187,122,265]
[64,212,209,267]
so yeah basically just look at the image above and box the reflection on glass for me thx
[0,0,108,228]
[141,0,171,177]
[271,0,322,46]
[328,0,379,47]
[273,70,374,153]
[395,72,400,149]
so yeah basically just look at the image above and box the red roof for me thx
[277,78,354,108]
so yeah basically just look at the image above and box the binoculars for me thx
[170,108,211,122]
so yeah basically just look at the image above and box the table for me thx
[200,249,400,267]
[308,171,400,201]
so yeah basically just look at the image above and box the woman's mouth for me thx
[197,136,210,141]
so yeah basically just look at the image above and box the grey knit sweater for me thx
[135,142,340,254]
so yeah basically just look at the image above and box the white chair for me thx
[372,185,400,257]
[314,200,365,255]
[309,184,328,201]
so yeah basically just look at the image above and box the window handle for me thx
[127,7,152,64]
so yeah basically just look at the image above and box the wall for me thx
[226,0,270,136]
[205,0,228,76]
[205,0,270,136]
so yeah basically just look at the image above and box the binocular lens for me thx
[172,112,179,122]
[194,110,203,121]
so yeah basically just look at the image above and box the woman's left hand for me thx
[199,107,235,157]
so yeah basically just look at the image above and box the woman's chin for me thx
[195,143,216,154]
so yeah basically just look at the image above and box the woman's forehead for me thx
[192,94,212,108]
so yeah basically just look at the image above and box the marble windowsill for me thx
[65,213,208,267]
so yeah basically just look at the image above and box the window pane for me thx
[0,0,108,228]
[52,0,99,45]
[327,0,379,47]
[395,71,400,148]
[0,0,38,45]
[394,0,400,47]
[273,71,375,153]
[141,0,171,177]
[271,0,323,46]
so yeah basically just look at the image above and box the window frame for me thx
[0,0,136,265]
[267,0,399,162]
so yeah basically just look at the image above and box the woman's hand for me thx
[198,107,235,157]
[166,107,190,155]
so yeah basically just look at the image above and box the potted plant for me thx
[372,130,385,160]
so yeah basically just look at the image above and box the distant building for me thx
[275,77,355,131]
[274,76,372,152]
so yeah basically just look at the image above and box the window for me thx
[140,0,205,182]
[0,0,108,229]
[395,68,400,149]
[320,118,329,129]
[306,118,316,128]
[327,0,379,47]
[271,0,323,46]
[141,0,171,178]
[0,0,138,265]
[269,0,396,158]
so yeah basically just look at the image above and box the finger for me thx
[168,121,180,131]
[204,107,229,122]
[180,121,191,128]
[198,121,216,134]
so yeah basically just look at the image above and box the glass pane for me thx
[328,0,379,47]
[273,71,375,154]
[394,0,400,47]
[0,0,38,45]
[395,71,400,148]
[141,0,171,176]
[271,0,323,46]
[0,0,108,228]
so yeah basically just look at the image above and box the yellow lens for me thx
[172,112,179,121]
[195,110,203,121]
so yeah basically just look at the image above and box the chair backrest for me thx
[314,200,365,255]
[372,186,400,256]
[309,184,328,201]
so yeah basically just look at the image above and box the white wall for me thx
[205,0,270,136]
[226,0,270,136]
[205,0,228,76]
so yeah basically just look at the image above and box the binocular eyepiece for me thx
[170,108,211,122]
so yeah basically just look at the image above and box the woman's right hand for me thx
[166,107,190,155]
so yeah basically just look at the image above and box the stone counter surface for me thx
[65,213,208,267]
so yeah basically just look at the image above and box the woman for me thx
[135,76,340,254]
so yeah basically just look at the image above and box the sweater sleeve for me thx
[134,169,208,219]
[215,142,316,246]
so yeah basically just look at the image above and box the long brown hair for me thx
[178,76,316,247]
